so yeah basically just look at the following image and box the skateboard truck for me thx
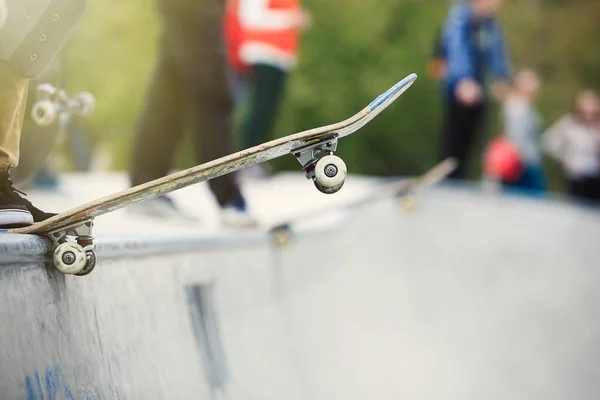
[31,83,96,127]
[47,219,97,276]
[292,134,347,194]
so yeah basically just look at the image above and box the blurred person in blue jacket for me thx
[437,0,513,180]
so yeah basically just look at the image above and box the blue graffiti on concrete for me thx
[25,365,100,400]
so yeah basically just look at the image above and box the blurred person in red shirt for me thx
[224,0,311,179]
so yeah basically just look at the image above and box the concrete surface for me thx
[1,172,600,400]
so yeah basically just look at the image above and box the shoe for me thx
[127,194,198,222]
[221,194,258,228]
[0,169,56,228]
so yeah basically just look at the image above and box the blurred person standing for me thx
[500,68,547,194]
[437,0,513,180]
[128,0,256,227]
[542,90,600,203]
[224,0,311,179]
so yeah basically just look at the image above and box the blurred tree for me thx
[63,0,600,192]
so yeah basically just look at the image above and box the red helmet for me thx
[483,137,523,182]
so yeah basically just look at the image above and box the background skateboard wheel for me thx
[53,242,87,274]
[271,226,293,247]
[35,83,57,100]
[399,194,417,212]
[31,100,58,126]
[72,92,96,117]
[314,155,347,194]
[75,250,97,276]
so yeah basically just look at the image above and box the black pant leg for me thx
[439,101,485,180]
[240,64,287,150]
[159,5,242,207]
[128,47,186,187]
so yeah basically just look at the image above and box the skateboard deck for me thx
[2,73,417,276]
[262,158,457,247]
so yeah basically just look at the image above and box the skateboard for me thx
[264,158,457,247]
[30,83,96,127]
[11,83,95,186]
[2,73,418,276]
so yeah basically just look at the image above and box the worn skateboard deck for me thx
[6,73,418,236]
[1,73,417,276]
[263,158,457,247]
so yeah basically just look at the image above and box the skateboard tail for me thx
[368,73,418,111]
[334,73,418,138]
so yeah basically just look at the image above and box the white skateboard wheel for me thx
[75,250,97,276]
[31,100,58,126]
[72,92,96,117]
[53,242,87,274]
[314,155,347,194]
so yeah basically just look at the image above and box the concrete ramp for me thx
[1,177,600,400]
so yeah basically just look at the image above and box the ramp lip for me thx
[0,234,50,265]
[0,231,263,265]
[0,223,341,266]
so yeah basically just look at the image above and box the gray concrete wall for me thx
[1,186,600,400]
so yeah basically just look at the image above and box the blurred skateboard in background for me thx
[11,83,96,188]
[30,83,96,127]
[263,158,457,247]
[1,73,418,277]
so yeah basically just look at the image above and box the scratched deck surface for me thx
[5,73,417,235]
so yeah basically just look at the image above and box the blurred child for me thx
[501,69,546,194]
[542,90,600,203]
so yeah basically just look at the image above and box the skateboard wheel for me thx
[314,155,346,194]
[72,92,96,117]
[53,242,87,274]
[399,194,417,212]
[31,100,58,126]
[36,83,57,99]
[271,226,293,247]
[314,180,344,194]
[75,250,97,276]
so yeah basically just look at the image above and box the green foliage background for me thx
[63,0,600,191]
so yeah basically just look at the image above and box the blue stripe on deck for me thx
[368,73,417,111]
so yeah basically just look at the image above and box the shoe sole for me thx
[0,209,34,228]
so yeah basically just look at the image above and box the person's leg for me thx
[581,177,600,203]
[227,67,250,108]
[439,101,481,180]
[505,164,546,196]
[10,73,62,187]
[161,6,248,213]
[0,62,26,170]
[0,62,54,226]
[567,177,587,201]
[239,64,287,150]
[128,49,186,187]
[126,36,200,219]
